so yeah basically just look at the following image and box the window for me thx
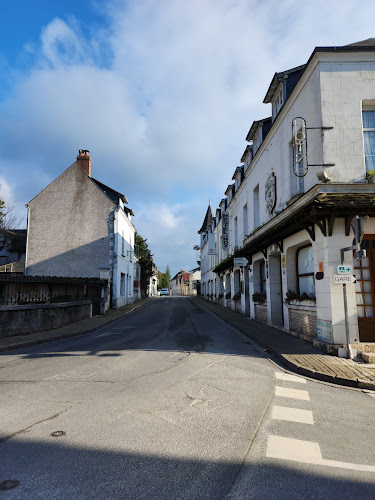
[120,273,125,296]
[234,217,238,248]
[297,245,315,295]
[362,109,375,171]
[253,185,260,229]
[243,204,248,238]
[121,232,125,256]
[260,260,266,294]
[273,87,284,118]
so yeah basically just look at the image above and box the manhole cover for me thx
[0,480,19,490]
[50,431,66,437]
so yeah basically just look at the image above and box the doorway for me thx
[354,235,375,341]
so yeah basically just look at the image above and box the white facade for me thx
[112,202,136,308]
[198,40,375,348]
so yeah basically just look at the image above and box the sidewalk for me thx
[194,297,375,391]
[0,297,155,353]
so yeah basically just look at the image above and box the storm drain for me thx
[0,480,19,490]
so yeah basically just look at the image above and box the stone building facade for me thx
[25,151,137,309]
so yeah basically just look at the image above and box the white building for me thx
[198,39,375,352]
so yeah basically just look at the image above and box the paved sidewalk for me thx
[194,297,375,391]
[0,297,155,353]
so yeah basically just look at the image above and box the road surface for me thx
[1,297,374,499]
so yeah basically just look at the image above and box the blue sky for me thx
[0,0,374,277]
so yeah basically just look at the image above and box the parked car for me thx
[160,288,170,296]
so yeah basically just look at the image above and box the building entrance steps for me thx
[0,297,155,353]
[194,297,375,391]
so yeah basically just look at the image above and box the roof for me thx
[263,39,375,106]
[246,117,272,142]
[198,204,213,234]
[346,38,375,47]
[91,178,128,205]
[241,145,252,163]
[263,64,306,104]
[232,166,243,181]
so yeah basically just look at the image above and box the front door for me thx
[354,235,375,341]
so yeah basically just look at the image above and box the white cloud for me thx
[1,0,375,271]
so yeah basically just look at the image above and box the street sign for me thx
[337,265,352,275]
[234,257,248,267]
[334,275,356,284]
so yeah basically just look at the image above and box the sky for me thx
[0,0,374,277]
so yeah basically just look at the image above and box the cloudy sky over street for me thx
[1,0,374,276]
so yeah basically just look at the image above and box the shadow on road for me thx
[1,438,374,499]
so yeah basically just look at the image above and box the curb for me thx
[195,299,375,392]
[0,298,154,353]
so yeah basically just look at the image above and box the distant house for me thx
[0,229,26,272]
[25,150,138,309]
[170,269,191,295]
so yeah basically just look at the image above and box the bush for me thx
[284,289,316,304]
[233,292,241,301]
[252,291,266,303]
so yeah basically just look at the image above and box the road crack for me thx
[0,406,76,444]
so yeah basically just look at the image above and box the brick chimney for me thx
[76,149,91,177]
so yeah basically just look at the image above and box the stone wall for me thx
[289,306,317,340]
[0,301,92,338]
[255,304,268,323]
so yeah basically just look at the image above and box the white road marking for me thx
[272,405,314,424]
[275,386,310,401]
[275,371,306,383]
[267,435,375,472]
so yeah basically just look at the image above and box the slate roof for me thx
[91,178,128,205]
[198,204,213,234]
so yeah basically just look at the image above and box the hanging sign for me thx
[233,257,248,267]
[222,211,229,251]
[208,233,216,255]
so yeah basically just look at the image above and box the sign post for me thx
[233,257,248,267]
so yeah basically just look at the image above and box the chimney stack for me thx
[76,149,91,177]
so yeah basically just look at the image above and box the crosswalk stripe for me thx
[271,405,314,424]
[275,386,310,400]
[275,371,306,383]
[266,435,375,472]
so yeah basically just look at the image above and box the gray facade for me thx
[26,161,114,278]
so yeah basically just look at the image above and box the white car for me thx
[160,288,170,296]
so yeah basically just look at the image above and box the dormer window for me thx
[273,86,284,119]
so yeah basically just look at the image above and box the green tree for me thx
[164,265,171,286]
[135,232,154,296]
[158,265,171,289]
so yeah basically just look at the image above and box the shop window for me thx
[260,260,267,294]
[362,108,375,171]
[296,245,315,295]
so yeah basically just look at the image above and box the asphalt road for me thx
[0,297,374,499]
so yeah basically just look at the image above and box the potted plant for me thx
[225,292,232,300]
[366,169,375,183]
[252,291,266,303]
[284,289,316,304]
[233,292,241,301]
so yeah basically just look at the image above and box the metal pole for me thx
[341,249,352,359]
